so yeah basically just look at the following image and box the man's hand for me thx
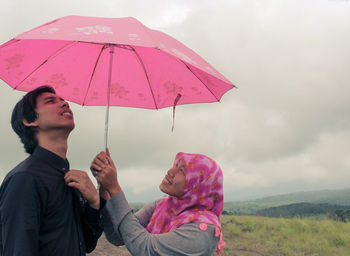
[64,170,100,210]
[90,149,122,198]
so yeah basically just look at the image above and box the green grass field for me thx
[91,215,350,255]
[221,215,350,256]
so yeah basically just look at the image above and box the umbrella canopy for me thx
[0,15,235,146]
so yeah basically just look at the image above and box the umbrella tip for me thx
[171,93,182,133]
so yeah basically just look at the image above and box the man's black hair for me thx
[11,85,56,154]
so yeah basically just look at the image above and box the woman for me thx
[91,150,226,255]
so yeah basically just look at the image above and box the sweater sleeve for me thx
[134,199,160,227]
[104,192,219,256]
[103,193,158,245]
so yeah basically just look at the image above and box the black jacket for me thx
[0,146,105,255]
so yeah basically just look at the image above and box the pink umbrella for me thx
[0,15,234,147]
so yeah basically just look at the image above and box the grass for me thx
[91,215,350,256]
[221,215,350,256]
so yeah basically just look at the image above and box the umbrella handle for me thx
[104,45,115,150]
[104,104,110,150]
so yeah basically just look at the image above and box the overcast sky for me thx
[1,0,350,202]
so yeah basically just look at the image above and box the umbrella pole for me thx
[104,45,114,150]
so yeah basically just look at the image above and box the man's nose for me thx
[61,100,69,108]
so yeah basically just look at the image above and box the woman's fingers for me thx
[91,160,104,171]
[91,152,110,169]
[97,151,109,164]
[91,156,108,170]
[90,150,116,183]
[105,155,115,169]
[105,150,116,169]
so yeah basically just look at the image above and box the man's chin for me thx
[62,123,75,133]
[65,122,75,130]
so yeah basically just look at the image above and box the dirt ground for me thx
[89,235,131,256]
[89,235,236,256]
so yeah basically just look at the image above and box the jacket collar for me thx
[32,146,70,173]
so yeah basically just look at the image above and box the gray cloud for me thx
[1,0,350,202]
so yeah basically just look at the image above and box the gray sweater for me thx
[103,192,220,255]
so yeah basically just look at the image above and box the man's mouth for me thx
[61,110,73,117]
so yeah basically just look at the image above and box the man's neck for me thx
[37,131,70,159]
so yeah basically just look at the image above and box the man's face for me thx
[29,92,75,132]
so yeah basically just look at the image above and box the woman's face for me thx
[159,159,186,198]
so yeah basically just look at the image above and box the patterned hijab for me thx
[146,152,226,254]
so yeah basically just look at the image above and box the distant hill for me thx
[254,188,350,205]
[126,189,350,216]
[255,202,350,218]
[224,188,350,215]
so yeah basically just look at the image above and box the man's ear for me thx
[22,119,38,128]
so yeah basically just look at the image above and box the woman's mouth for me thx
[162,175,172,185]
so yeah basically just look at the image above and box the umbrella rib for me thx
[130,46,159,110]
[179,59,220,102]
[82,44,107,106]
[15,41,78,89]
[0,39,20,49]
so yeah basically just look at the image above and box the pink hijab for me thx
[146,152,226,254]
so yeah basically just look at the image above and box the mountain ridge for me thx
[224,188,350,215]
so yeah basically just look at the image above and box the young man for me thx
[0,86,104,255]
